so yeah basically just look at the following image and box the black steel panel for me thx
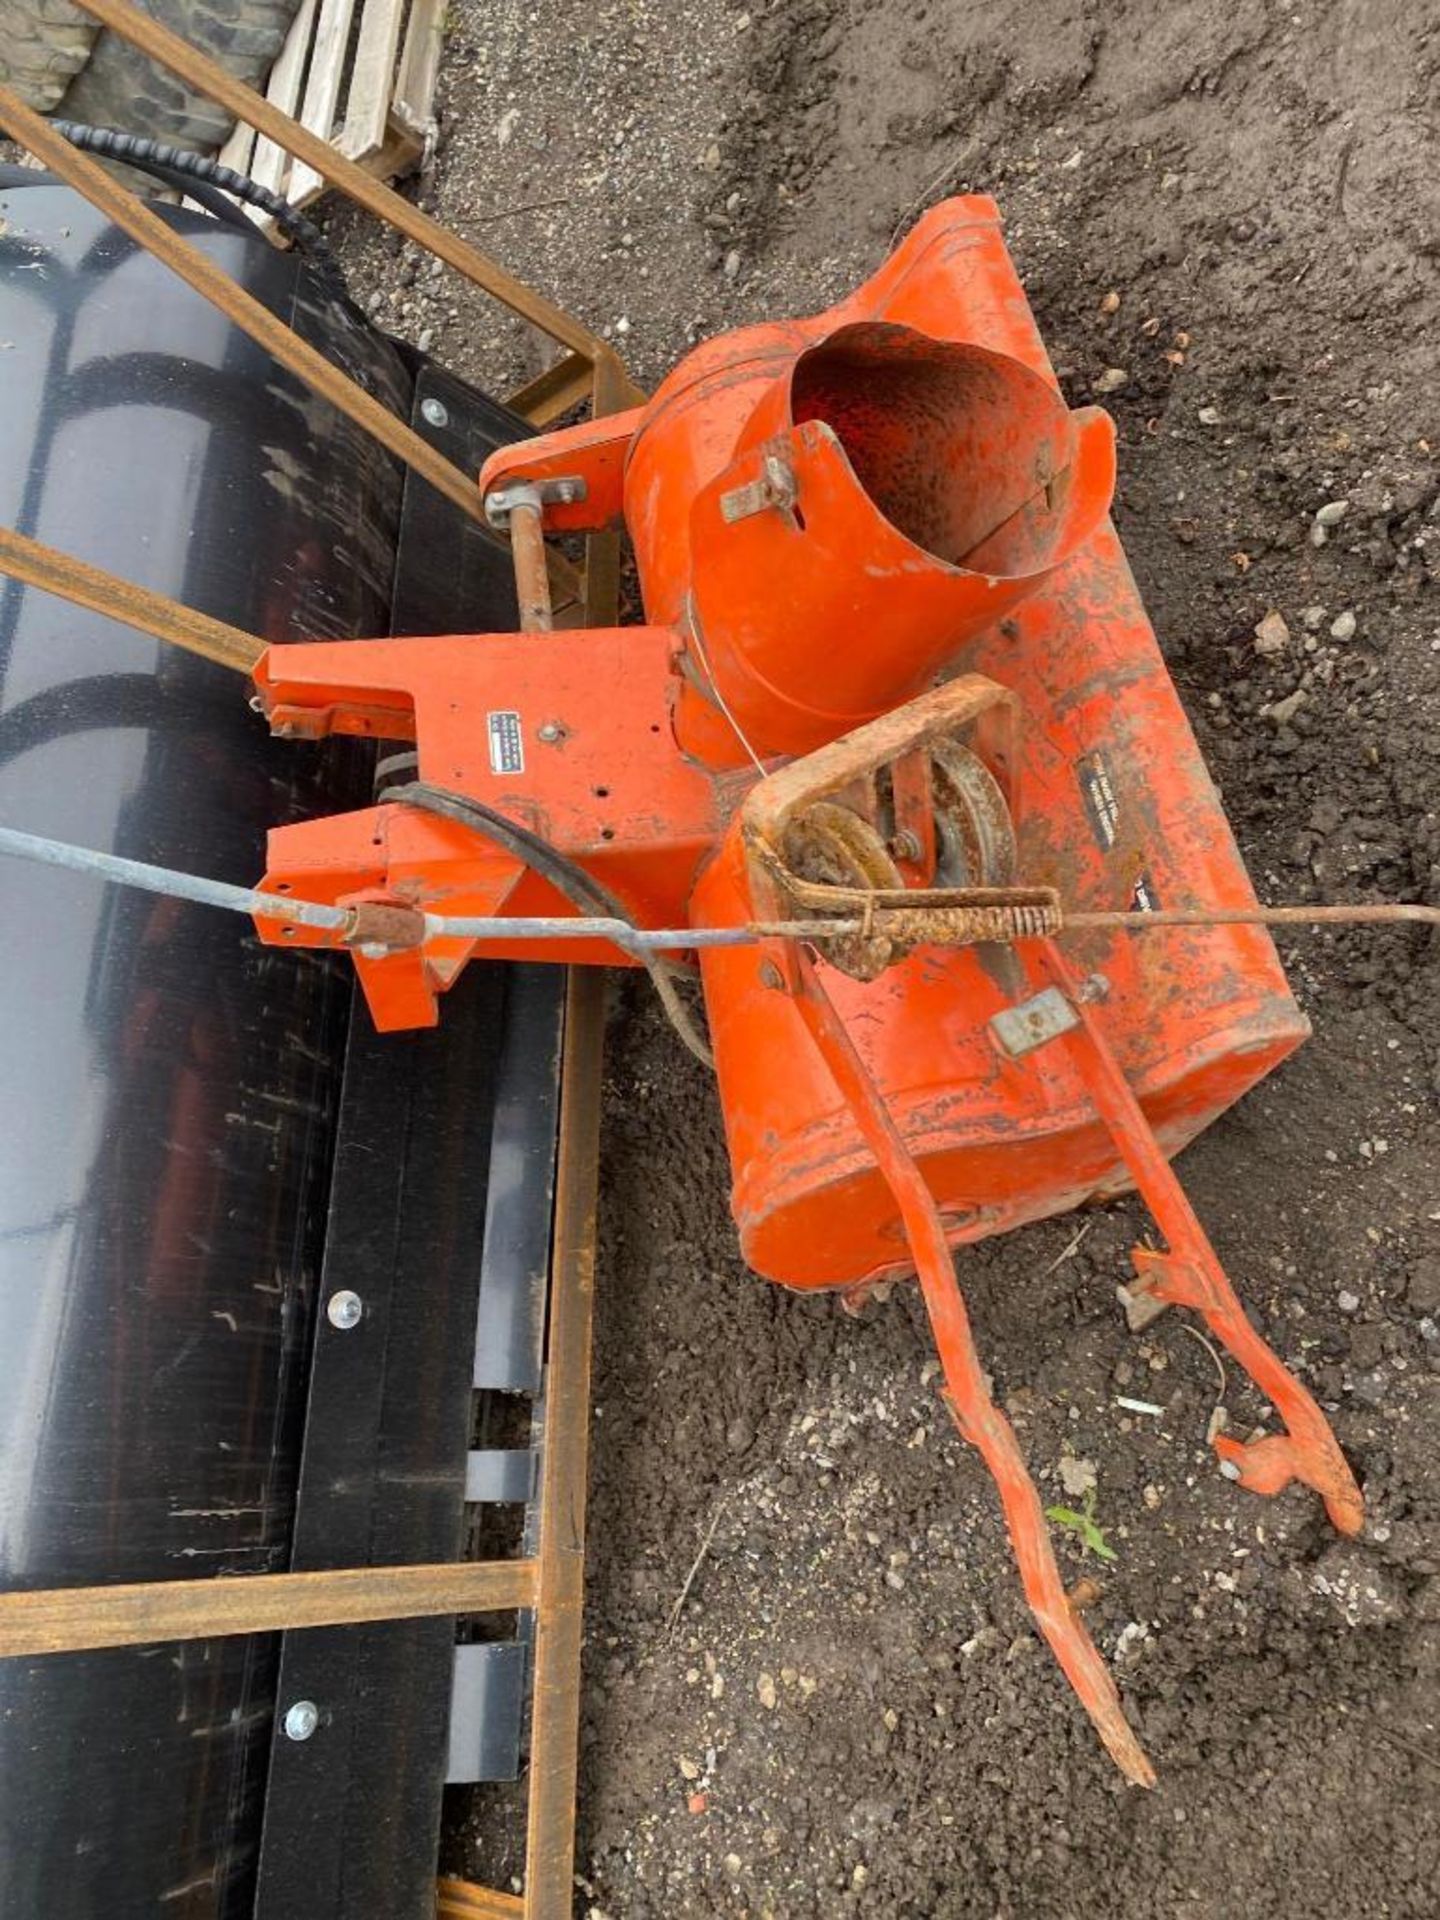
[252,371,566,1920]
[475,964,567,1392]
[0,185,409,1919]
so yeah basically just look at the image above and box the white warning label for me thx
[487,710,525,776]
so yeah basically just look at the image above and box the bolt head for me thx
[326,1289,363,1331]
[420,396,449,429]
[283,1699,320,1741]
[758,959,784,991]
[537,721,562,743]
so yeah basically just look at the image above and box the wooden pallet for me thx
[217,0,444,211]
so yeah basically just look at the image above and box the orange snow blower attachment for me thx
[249,196,1364,1784]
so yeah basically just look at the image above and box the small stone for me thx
[1197,405,1221,426]
[723,249,741,281]
[1315,499,1350,527]
[1058,1455,1098,1498]
[1143,1483,1163,1510]
[1100,289,1121,314]
[1407,1258,1440,1315]
[1253,610,1290,656]
[1267,689,1307,727]
[882,1707,899,1731]
[1329,609,1357,642]
[678,1756,700,1780]
[700,142,721,171]
[724,1852,743,1877]
[725,1414,755,1453]
[1302,605,1327,631]
[756,1672,778,1710]
[852,1865,870,1889]
[1310,1541,1406,1625]
[1338,1289,1361,1315]
[1309,521,1329,548]
[1092,367,1129,395]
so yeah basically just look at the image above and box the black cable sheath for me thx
[51,121,334,261]
[389,781,714,1066]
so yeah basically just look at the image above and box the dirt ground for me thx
[329,1,1440,1912]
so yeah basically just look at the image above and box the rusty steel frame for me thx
[0,965,606,1917]
[67,0,642,424]
[0,0,638,655]
[0,24,621,1895]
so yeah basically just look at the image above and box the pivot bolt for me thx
[538,721,563,744]
[420,397,449,429]
[326,1289,363,1331]
[283,1699,320,1741]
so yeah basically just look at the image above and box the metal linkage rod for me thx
[0,825,347,933]
[1069,903,1440,931]
[1,823,1436,948]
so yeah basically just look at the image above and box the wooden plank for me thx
[217,117,258,181]
[337,0,407,163]
[249,0,318,199]
[72,0,629,374]
[285,0,359,209]
[0,1559,538,1657]
[436,1881,526,1920]
[392,0,444,140]
[523,969,605,1920]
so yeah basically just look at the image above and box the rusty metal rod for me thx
[70,0,639,401]
[0,1558,538,1657]
[2,826,1434,949]
[1067,904,1440,930]
[0,525,266,675]
[0,82,494,532]
[523,968,604,1918]
[509,498,555,632]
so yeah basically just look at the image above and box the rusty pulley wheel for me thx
[780,799,906,980]
[928,739,1017,888]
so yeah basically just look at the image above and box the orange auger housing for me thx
[249,198,1363,1784]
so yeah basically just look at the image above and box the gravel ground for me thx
[324,4,1440,1914]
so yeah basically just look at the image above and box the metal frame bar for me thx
[0,0,639,656]
[0,1560,537,1655]
[68,0,643,423]
[521,968,604,1918]
[0,20,623,1908]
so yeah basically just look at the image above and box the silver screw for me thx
[537,722,562,743]
[283,1699,319,1741]
[420,397,449,429]
[326,1289,363,1331]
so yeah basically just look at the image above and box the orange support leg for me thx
[1037,941,1363,1537]
[790,947,1156,1789]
